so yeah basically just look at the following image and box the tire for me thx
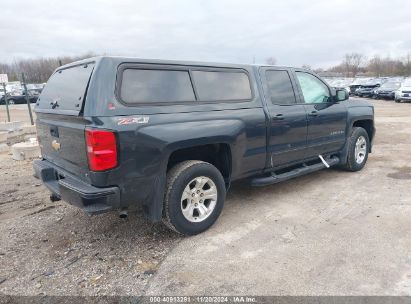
[7,99,15,105]
[162,160,226,235]
[341,127,370,172]
[395,99,401,103]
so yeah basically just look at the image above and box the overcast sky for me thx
[1,0,411,68]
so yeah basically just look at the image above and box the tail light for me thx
[85,129,117,171]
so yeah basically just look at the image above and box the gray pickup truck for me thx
[33,56,375,235]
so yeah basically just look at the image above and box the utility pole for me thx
[2,82,10,122]
[21,73,34,125]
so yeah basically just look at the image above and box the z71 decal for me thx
[117,116,150,125]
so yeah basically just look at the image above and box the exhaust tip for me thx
[49,194,61,202]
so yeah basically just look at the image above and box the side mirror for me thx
[336,89,349,101]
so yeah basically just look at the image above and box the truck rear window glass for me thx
[37,63,94,114]
[192,71,252,101]
[265,70,296,105]
[120,69,195,103]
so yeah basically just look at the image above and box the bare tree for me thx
[403,53,411,75]
[368,55,384,77]
[0,53,96,83]
[342,53,365,77]
[1,52,410,84]
[265,57,277,65]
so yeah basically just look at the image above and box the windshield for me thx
[380,82,401,89]
[363,79,381,86]
[351,78,370,85]
[403,79,411,86]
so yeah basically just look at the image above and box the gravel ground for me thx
[0,153,181,296]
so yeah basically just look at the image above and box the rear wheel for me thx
[341,127,370,172]
[395,98,401,103]
[162,160,226,235]
[7,99,15,105]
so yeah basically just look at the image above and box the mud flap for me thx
[143,173,166,222]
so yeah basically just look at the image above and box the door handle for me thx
[308,111,318,117]
[272,114,284,121]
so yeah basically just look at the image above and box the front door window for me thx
[296,72,330,104]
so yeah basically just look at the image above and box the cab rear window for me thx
[36,63,95,115]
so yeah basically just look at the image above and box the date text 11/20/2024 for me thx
[149,296,257,303]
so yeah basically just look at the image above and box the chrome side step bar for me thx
[250,156,340,187]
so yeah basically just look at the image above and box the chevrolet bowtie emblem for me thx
[51,140,61,151]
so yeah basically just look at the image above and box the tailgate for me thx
[36,115,89,178]
[35,62,95,179]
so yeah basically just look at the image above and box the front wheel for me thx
[162,160,226,235]
[341,127,370,172]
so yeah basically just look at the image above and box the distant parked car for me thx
[0,92,38,105]
[333,79,353,94]
[356,78,386,97]
[395,78,411,103]
[349,78,371,95]
[26,84,44,95]
[374,82,401,100]
[356,86,378,98]
[324,78,354,95]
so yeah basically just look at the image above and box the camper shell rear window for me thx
[36,62,95,115]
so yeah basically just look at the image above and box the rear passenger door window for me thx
[191,70,252,101]
[120,69,195,104]
[264,70,297,105]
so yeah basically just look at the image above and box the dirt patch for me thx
[387,166,411,180]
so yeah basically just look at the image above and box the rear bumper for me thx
[33,159,120,214]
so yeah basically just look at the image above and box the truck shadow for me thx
[226,168,340,203]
